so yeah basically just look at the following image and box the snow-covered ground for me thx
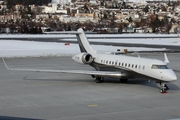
[0,40,78,58]
[0,40,168,58]
[1,33,180,58]
[0,33,179,39]
[63,38,180,46]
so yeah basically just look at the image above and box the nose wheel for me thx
[160,89,166,93]
[156,82,168,93]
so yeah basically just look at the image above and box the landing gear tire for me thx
[95,76,104,83]
[95,79,100,83]
[157,82,168,93]
[160,89,166,93]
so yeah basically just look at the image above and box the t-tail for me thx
[76,28,96,54]
[72,28,96,64]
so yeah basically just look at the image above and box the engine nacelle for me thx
[72,53,93,64]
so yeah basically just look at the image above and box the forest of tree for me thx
[5,0,52,8]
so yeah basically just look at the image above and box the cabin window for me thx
[101,60,103,63]
[128,64,130,67]
[125,63,127,67]
[122,63,124,66]
[132,64,134,68]
[106,61,108,64]
[139,65,141,69]
[135,65,137,68]
[119,62,121,66]
[143,66,145,70]
[151,65,169,69]
[109,61,111,64]
[115,62,117,65]
[112,61,114,65]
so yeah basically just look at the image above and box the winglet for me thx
[2,58,10,70]
[164,53,169,64]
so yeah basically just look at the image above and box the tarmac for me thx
[0,53,180,120]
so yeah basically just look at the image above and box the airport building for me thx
[52,0,71,4]
[146,0,180,2]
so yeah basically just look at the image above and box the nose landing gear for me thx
[156,82,169,93]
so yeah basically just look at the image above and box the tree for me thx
[84,4,89,12]
[149,15,168,33]
[103,13,108,19]
[143,5,149,13]
[128,17,133,23]
[122,1,126,9]
[162,15,172,33]
[6,0,51,9]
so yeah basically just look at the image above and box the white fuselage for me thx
[90,53,177,82]
[71,28,177,83]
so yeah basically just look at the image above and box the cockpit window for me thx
[151,65,169,69]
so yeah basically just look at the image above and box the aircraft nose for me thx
[170,73,177,81]
[168,70,177,81]
[162,70,177,82]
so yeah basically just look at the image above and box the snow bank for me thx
[0,40,168,58]
[0,40,79,58]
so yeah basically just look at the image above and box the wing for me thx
[13,69,122,77]
[2,58,122,77]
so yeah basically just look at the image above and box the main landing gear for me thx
[95,76,104,83]
[91,75,104,83]
[156,82,169,93]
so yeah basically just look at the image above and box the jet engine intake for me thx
[72,53,93,64]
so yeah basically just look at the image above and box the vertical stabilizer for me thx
[164,53,169,63]
[76,28,96,54]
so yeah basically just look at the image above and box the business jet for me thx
[2,28,177,93]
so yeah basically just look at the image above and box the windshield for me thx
[151,65,170,69]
